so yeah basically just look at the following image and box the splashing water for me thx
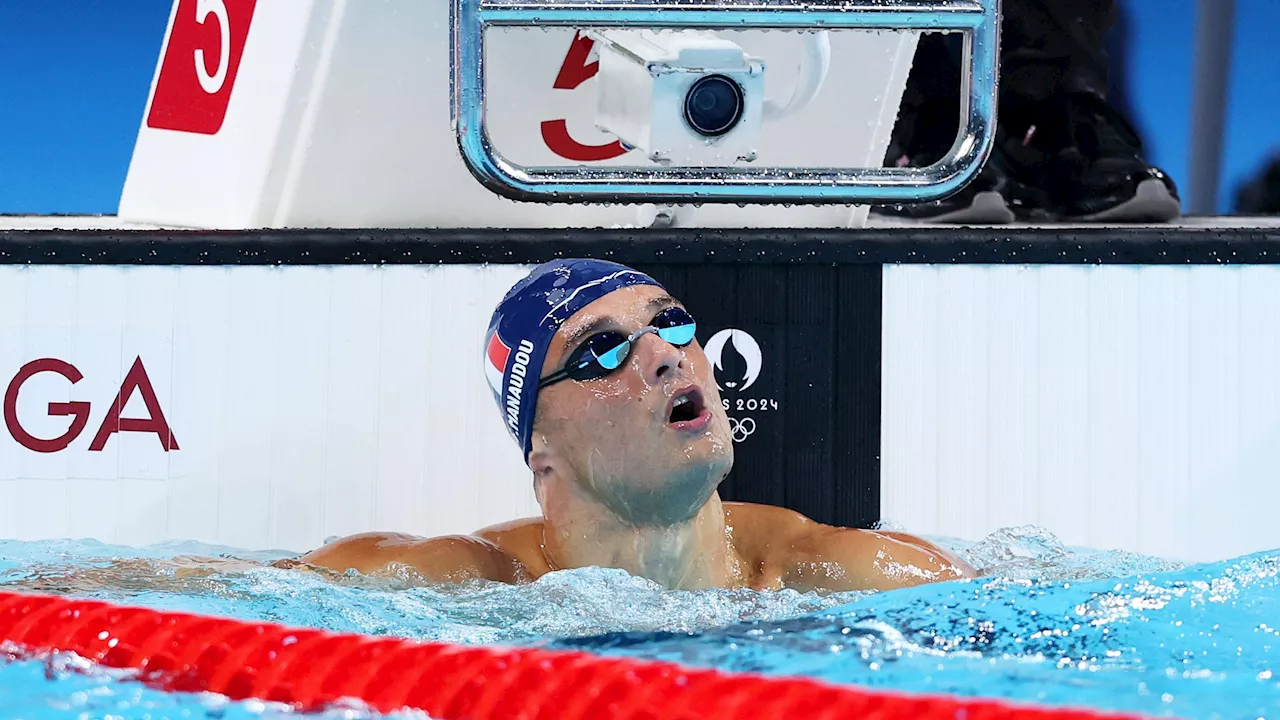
[0,527,1275,720]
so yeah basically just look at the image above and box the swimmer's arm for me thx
[783,527,977,593]
[294,532,525,584]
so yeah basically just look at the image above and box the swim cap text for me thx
[505,340,535,432]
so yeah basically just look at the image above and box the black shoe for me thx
[871,32,1014,225]
[998,92,1182,222]
[872,144,1058,225]
[873,150,1017,225]
[872,91,1033,225]
[872,30,1058,225]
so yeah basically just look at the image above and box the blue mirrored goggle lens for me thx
[651,306,692,328]
[652,307,697,347]
[563,332,629,380]
[657,323,697,347]
[565,307,699,381]
[594,339,631,370]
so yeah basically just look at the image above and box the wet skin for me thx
[300,285,977,592]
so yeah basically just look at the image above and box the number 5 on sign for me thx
[147,0,258,135]
[194,0,230,93]
[540,32,628,162]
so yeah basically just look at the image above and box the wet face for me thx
[530,285,734,526]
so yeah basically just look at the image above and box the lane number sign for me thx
[147,0,257,135]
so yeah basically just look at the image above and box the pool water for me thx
[0,526,1275,720]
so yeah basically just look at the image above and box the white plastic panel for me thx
[0,265,537,553]
[882,264,1280,564]
[8,260,1276,563]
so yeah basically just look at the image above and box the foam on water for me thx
[0,540,869,645]
[550,556,1280,716]
[0,527,1275,720]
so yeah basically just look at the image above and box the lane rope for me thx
[0,590,1151,720]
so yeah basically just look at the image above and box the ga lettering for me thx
[3,357,179,454]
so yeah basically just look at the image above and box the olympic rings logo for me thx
[728,416,756,442]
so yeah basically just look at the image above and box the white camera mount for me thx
[590,29,766,167]
[450,0,1003,205]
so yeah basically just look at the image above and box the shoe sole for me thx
[1077,178,1183,223]
[921,191,1017,225]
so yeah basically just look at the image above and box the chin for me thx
[696,416,735,466]
[703,436,734,477]
[674,436,733,493]
[619,446,732,527]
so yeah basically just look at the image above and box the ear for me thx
[529,449,556,511]
[529,448,554,479]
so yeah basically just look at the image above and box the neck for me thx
[539,480,740,590]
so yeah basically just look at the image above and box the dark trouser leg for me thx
[1000,0,1116,103]
[887,33,961,166]
[996,0,1182,220]
[881,0,1180,222]
[874,32,1018,223]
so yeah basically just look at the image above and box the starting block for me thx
[116,0,957,229]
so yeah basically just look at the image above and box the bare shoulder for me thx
[724,501,891,552]
[474,516,544,539]
[474,517,553,576]
[722,502,825,566]
[724,502,961,555]
[296,531,527,584]
[724,501,814,525]
[724,501,823,539]
[723,502,976,590]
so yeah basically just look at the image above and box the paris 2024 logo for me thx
[702,329,779,443]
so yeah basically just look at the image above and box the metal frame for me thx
[450,0,1002,204]
[1188,0,1235,215]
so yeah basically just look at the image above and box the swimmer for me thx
[299,259,976,592]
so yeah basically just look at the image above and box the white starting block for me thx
[117,0,932,230]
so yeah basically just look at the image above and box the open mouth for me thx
[667,387,708,427]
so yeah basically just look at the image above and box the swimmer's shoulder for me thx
[722,502,977,590]
[723,501,958,556]
[296,530,528,584]
[722,502,822,557]
[473,517,554,578]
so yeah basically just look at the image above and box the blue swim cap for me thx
[484,259,666,463]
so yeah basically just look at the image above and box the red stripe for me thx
[0,590,1158,720]
[486,333,510,372]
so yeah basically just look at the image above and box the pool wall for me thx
[1,225,1278,564]
[882,263,1280,564]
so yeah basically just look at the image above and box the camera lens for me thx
[683,74,745,137]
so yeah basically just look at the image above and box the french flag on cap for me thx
[485,332,510,396]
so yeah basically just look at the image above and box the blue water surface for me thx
[0,527,1275,720]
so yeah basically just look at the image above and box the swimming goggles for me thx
[539,306,698,388]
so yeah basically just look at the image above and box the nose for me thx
[635,331,684,384]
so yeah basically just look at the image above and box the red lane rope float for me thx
[0,590,1150,720]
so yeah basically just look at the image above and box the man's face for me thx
[531,285,734,525]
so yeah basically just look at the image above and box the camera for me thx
[590,29,764,166]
